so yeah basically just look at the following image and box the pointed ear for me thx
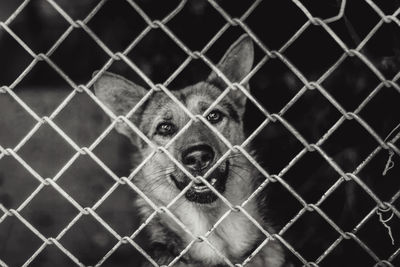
[207,34,254,113]
[93,71,147,138]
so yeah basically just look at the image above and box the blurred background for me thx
[0,0,399,266]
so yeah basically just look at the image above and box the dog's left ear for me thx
[93,71,147,140]
[207,34,254,114]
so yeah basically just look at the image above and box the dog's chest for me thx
[172,206,259,265]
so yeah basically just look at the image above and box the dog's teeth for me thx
[192,178,217,192]
[193,185,209,192]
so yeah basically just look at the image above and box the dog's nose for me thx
[182,144,214,171]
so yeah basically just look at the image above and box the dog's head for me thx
[94,35,254,205]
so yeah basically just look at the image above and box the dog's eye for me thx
[156,122,176,136]
[206,110,223,124]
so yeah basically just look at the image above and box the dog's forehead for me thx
[180,82,222,109]
[144,82,223,115]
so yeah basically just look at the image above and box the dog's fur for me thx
[94,35,285,266]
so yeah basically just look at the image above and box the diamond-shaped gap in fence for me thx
[53,89,112,147]
[96,183,141,237]
[8,0,71,53]
[28,243,79,267]
[245,0,308,50]
[280,149,347,204]
[19,184,78,237]
[129,208,184,266]
[327,2,381,48]
[319,176,377,233]
[164,46,214,87]
[11,60,74,117]
[321,55,383,111]
[283,23,344,80]
[357,147,400,201]
[282,87,343,143]
[262,176,304,232]
[90,124,136,178]
[249,53,304,113]
[125,27,187,84]
[166,0,226,51]
[361,22,400,79]
[96,175,174,266]
[0,214,43,266]
[321,118,384,172]
[56,152,118,208]
[252,119,305,174]
[344,0,383,43]
[0,155,39,209]
[50,26,111,84]
[321,233,379,267]
[17,122,77,179]
[0,27,33,85]
[59,212,117,266]
[281,207,343,263]
[87,0,147,52]
[356,206,400,260]
[0,92,38,149]
[358,80,400,138]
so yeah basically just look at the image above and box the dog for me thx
[94,35,286,267]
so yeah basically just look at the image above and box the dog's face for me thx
[94,35,254,206]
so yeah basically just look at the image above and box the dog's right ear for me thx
[93,71,147,138]
[207,35,254,115]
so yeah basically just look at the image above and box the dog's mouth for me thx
[170,161,229,204]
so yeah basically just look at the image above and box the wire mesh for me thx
[0,0,399,266]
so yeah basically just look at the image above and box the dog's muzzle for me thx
[170,161,229,204]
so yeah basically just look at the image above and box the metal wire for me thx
[0,0,399,266]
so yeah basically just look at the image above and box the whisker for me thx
[143,167,175,177]
[230,168,249,183]
[230,163,253,174]
[142,179,167,194]
[140,175,167,192]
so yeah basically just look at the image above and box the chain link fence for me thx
[0,0,399,266]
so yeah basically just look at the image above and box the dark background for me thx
[0,0,399,266]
